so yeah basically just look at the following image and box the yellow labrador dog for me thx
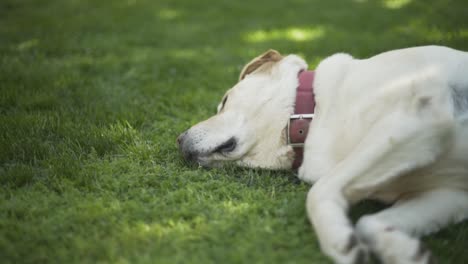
[177,46,468,264]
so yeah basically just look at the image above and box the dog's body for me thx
[178,46,468,264]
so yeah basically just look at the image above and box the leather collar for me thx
[287,70,315,169]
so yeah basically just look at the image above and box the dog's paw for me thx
[377,236,435,264]
[411,242,436,264]
[326,233,370,264]
[356,216,435,264]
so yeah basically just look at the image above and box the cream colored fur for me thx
[178,46,468,264]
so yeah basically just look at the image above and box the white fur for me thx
[180,46,468,264]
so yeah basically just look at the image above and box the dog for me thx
[177,46,468,264]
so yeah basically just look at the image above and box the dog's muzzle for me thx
[177,130,237,166]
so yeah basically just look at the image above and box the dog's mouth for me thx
[212,137,237,154]
[182,153,235,169]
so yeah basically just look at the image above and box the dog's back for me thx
[305,46,468,194]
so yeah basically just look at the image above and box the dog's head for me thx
[178,50,307,169]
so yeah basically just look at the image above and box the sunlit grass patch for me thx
[157,8,181,20]
[16,38,40,51]
[244,27,325,43]
[383,0,412,9]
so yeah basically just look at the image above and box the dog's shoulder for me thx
[314,53,354,103]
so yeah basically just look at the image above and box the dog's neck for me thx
[287,70,315,169]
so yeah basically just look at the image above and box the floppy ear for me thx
[239,49,283,81]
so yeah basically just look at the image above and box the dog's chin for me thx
[195,156,224,168]
[197,154,249,169]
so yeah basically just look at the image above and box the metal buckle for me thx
[287,114,314,147]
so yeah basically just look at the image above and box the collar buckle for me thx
[287,114,314,147]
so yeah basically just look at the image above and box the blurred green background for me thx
[1,0,468,263]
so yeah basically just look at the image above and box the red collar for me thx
[287,70,315,169]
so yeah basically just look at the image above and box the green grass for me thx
[1,0,468,263]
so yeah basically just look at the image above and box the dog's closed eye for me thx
[222,96,228,107]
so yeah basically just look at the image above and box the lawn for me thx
[1,0,468,263]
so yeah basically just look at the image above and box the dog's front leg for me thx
[304,111,453,264]
[306,168,370,264]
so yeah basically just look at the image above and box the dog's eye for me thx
[214,137,236,153]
